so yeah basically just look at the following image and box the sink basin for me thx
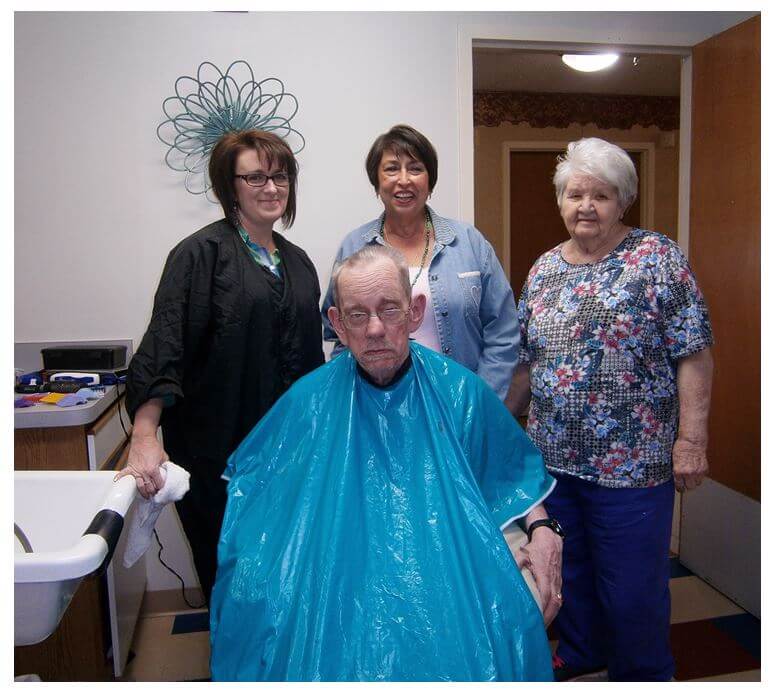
[14,471,138,646]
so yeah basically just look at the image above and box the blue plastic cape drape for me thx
[210,343,555,681]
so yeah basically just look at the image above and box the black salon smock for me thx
[126,219,324,600]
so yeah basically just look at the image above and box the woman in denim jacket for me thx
[321,124,518,400]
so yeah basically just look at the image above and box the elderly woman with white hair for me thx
[506,137,714,681]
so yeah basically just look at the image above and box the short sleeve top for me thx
[518,229,713,488]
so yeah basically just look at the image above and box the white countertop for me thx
[15,386,121,429]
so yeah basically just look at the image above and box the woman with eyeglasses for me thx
[321,124,519,401]
[120,130,324,604]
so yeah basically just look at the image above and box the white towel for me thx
[123,461,190,568]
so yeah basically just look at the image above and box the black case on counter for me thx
[41,345,127,370]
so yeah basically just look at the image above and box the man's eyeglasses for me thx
[235,172,291,188]
[341,308,409,329]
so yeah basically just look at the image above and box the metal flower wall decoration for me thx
[157,60,305,200]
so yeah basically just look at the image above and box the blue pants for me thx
[545,474,675,681]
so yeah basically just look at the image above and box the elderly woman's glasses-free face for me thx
[342,308,409,329]
[234,172,291,188]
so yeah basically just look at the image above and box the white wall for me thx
[15,11,754,346]
[15,11,462,346]
[14,10,755,595]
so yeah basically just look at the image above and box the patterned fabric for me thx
[518,229,713,488]
[473,91,679,130]
[237,226,282,277]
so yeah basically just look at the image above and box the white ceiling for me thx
[473,49,682,97]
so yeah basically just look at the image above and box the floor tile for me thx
[172,611,210,635]
[669,557,693,579]
[711,614,760,659]
[670,618,760,681]
[669,575,746,624]
[126,614,173,643]
[121,615,210,682]
[570,669,608,681]
[689,669,760,681]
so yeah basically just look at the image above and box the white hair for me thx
[553,137,639,210]
[331,245,411,307]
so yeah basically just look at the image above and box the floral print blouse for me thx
[518,229,713,488]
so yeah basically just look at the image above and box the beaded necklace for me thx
[381,209,433,288]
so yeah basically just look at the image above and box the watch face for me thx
[551,519,565,537]
[529,518,565,540]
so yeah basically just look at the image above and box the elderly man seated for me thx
[209,245,563,681]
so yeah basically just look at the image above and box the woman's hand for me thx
[672,438,708,491]
[505,364,531,418]
[674,348,713,492]
[115,433,168,499]
[114,398,166,499]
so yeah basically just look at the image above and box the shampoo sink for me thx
[14,471,138,647]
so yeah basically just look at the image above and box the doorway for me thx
[471,47,682,290]
[506,146,645,293]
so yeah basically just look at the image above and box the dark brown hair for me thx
[365,124,438,194]
[209,129,298,228]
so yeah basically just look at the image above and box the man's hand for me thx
[672,437,708,492]
[519,526,563,626]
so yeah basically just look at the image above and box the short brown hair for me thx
[365,124,438,194]
[209,130,298,228]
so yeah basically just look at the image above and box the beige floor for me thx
[121,610,210,682]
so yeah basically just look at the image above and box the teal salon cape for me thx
[210,343,555,681]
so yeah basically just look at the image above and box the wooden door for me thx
[689,15,760,502]
[509,151,566,294]
[679,14,760,617]
[509,150,641,294]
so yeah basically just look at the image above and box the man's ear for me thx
[407,293,427,333]
[327,306,349,346]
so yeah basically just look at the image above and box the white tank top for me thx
[408,266,442,353]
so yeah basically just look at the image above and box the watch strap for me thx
[527,518,565,542]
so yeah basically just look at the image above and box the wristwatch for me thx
[527,518,565,543]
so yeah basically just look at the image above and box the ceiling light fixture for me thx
[561,53,619,72]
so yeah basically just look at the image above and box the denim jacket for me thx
[321,206,519,400]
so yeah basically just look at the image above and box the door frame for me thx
[456,25,692,256]
[502,141,656,282]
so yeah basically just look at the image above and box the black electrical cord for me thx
[153,528,207,610]
[114,382,130,439]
